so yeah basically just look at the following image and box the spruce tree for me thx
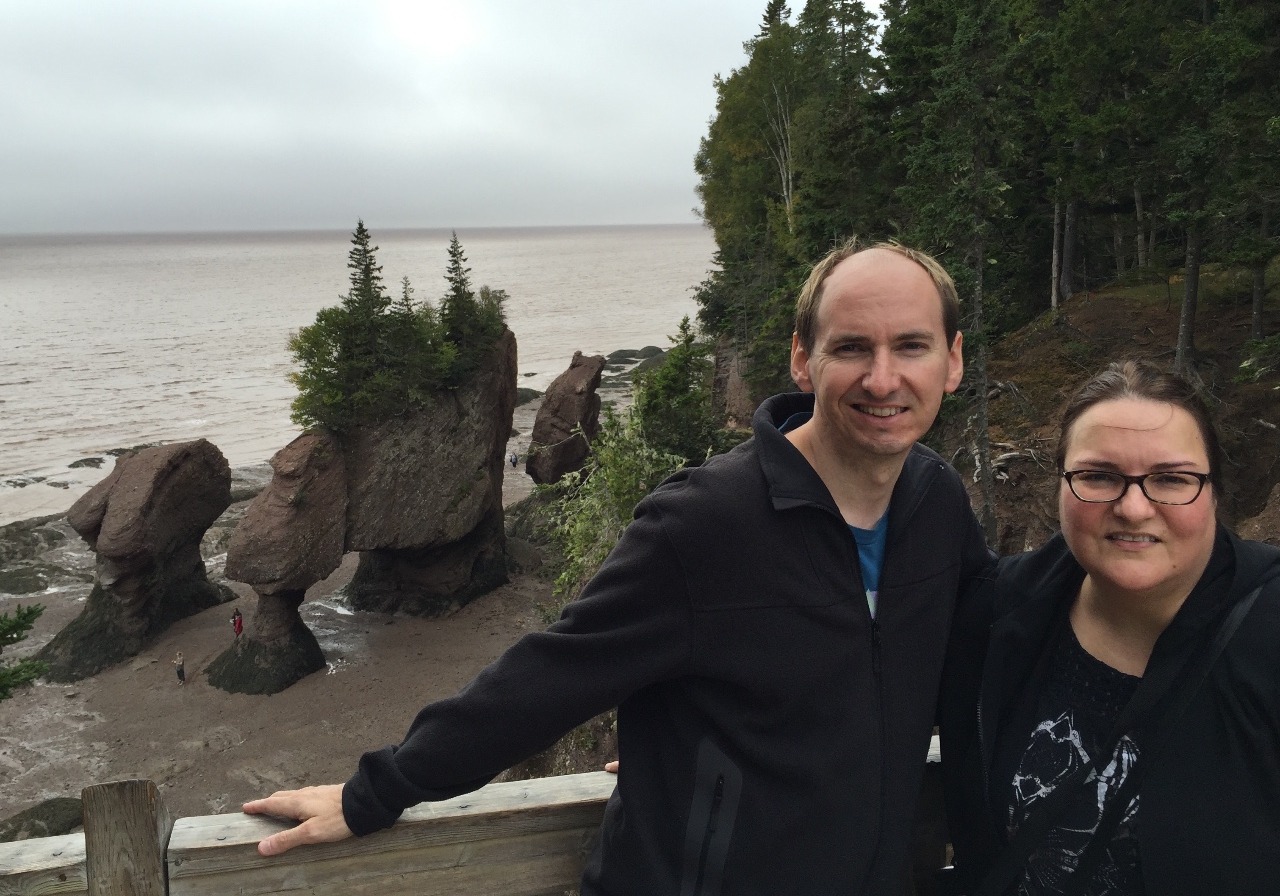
[440,232,505,382]
[0,604,47,700]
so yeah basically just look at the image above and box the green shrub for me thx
[544,410,686,610]
[0,604,47,700]
[632,317,723,464]
[1237,334,1280,384]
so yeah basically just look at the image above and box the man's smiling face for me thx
[790,248,964,464]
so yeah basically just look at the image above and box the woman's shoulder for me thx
[995,534,1077,589]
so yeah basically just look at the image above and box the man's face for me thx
[790,249,963,462]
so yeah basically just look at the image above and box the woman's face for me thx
[1059,398,1217,604]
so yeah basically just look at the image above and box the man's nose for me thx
[862,350,899,395]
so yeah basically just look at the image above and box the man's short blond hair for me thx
[793,238,960,353]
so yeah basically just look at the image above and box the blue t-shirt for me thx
[778,410,889,616]
[850,514,888,617]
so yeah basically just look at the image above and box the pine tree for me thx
[440,232,505,383]
[344,219,388,316]
[0,604,47,700]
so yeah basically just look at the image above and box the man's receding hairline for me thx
[812,249,950,336]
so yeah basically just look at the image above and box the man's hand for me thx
[604,760,619,774]
[242,784,353,856]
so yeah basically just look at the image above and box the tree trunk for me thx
[970,239,997,543]
[1253,210,1270,341]
[1252,263,1267,341]
[1175,212,1203,375]
[1133,183,1148,269]
[1051,198,1062,311]
[764,82,795,236]
[1112,215,1126,279]
[1060,199,1078,301]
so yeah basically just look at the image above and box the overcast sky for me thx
[1,1,773,235]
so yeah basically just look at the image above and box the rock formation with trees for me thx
[215,224,516,694]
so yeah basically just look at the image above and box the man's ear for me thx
[790,332,814,393]
[944,331,964,394]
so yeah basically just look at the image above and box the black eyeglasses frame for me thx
[1060,469,1211,506]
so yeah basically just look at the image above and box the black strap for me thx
[972,580,1268,896]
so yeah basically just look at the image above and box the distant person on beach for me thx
[173,651,185,686]
[509,451,518,468]
[244,239,992,895]
[231,608,243,640]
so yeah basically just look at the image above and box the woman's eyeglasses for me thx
[1061,470,1211,505]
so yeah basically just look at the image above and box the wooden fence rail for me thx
[0,772,614,896]
[0,741,946,896]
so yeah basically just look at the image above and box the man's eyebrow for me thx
[894,330,936,343]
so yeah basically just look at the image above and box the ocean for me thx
[0,224,716,525]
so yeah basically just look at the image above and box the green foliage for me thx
[0,604,47,700]
[1236,334,1280,384]
[632,318,723,464]
[288,223,505,431]
[545,410,686,604]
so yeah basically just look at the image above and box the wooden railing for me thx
[0,740,946,895]
[0,773,614,896]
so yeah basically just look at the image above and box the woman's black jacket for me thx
[938,528,1280,895]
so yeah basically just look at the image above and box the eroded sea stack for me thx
[215,329,518,694]
[526,351,605,485]
[37,439,234,682]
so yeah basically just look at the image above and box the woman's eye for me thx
[1077,472,1118,484]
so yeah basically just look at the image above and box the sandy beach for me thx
[0,399,563,824]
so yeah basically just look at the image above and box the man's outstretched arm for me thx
[243,784,352,856]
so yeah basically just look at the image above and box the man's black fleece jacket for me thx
[341,392,991,896]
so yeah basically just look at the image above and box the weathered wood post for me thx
[82,780,173,896]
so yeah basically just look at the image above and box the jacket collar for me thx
[751,393,945,540]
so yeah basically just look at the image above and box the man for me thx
[244,240,991,895]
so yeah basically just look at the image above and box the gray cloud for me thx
[1,1,766,233]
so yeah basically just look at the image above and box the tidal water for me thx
[0,224,715,524]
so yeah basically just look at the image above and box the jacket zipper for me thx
[693,775,726,896]
[977,693,996,830]
[869,614,888,880]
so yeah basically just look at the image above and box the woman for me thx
[940,360,1280,896]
